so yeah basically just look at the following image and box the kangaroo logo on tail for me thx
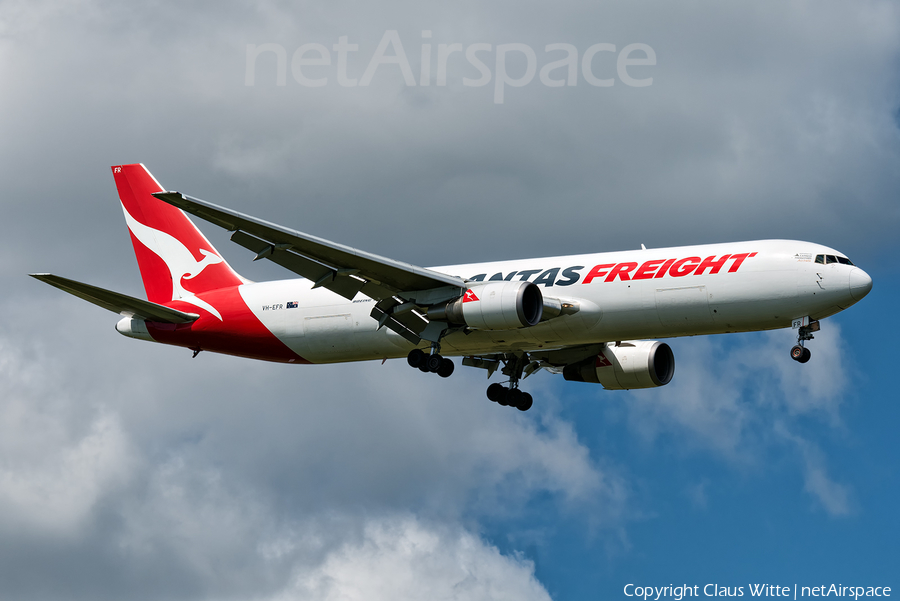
[122,205,225,320]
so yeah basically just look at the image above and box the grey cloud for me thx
[0,313,624,599]
[0,342,134,537]
[0,0,896,597]
[3,0,899,282]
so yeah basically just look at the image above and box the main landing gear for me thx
[485,352,534,412]
[790,319,819,364]
[407,347,455,378]
[407,347,536,412]
[487,382,533,412]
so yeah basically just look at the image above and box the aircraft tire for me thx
[799,347,811,363]
[496,388,511,406]
[790,345,804,361]
[487,383,505,403]
[407,348,425,368]
[517,393,533,412]
[425,353,443,373]
[437,358,455,378]
[507,388,523,409]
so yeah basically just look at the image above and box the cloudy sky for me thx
[1,0,898,599]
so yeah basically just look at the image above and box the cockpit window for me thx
[815,254,854,266]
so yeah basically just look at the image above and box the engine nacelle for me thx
[116,316,154,342]
[429,281,543,330]
[563,340,675,390]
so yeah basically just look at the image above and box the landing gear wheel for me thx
[517,392,533,412]
[437,358,455,378]
[790,345,810,362]
[487,383,505,403]
[407,348,425,368]
[496,388,511,406]
[507,389,523,409]
[425,353,443,373]
[419,363,430,373]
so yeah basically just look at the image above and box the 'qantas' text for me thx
[468,253,758,286]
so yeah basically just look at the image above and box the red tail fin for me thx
[112,164,244,304]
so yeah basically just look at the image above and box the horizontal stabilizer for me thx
[30,274,199,324]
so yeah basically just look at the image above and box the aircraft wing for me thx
[153,192,466,304]
[30,274,199,324]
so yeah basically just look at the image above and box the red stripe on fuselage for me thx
[145,286,309,364]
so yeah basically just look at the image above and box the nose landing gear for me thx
[790,318,819,364]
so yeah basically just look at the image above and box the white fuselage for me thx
[233,240,869,363]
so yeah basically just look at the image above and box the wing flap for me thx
[369,299,424,344]
[30,274,199,324]
[231,230,366,301]
[153,191,465,297]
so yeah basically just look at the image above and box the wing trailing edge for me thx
[152,191,466,297]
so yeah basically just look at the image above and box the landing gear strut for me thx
[790,319,819,364]
[407,346,454,378]
[485,353,534,411]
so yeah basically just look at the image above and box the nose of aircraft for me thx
[849,268,873,301]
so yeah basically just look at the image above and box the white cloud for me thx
[623,335,753,457]
[625,324,849,451]
[760,327,849,419]
[801,456,852,517]
[273,516,552,601]
[776,423,853,517]
[685,479,710,510]
[622,324,855,513]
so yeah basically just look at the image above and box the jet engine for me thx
[116,316,154,342]
[429,281,543,330]
[563,340,675,390]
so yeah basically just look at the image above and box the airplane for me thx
[31,164,873,411]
